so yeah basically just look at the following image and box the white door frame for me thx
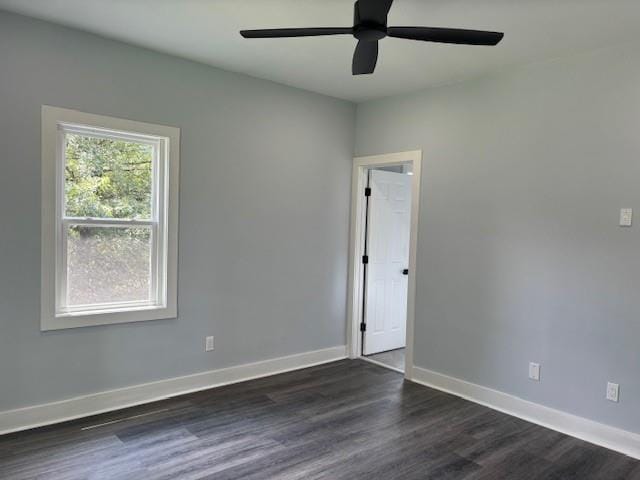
[347,150,422,380]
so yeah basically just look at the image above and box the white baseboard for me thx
[0,345,347,435]
[411,366,640,460]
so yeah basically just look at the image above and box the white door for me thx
[363,169,411,355]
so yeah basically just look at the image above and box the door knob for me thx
[402,269,409,275]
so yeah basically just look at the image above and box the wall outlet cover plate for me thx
[607,382,619,402]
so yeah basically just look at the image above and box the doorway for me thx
[347,151,422,378]
[362,166,411,371]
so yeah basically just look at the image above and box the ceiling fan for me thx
[240,0,504,75]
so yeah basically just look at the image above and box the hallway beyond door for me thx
[366,347,405,371]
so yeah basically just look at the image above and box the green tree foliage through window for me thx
[65,133,153,219]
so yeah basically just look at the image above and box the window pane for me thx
[65,133,153,219]
[67,225,152,307]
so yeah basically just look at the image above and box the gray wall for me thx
[0,11,355,411]
[356,44,640,433]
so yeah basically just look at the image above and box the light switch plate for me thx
[205,336,214,352]
[620,209,632,227]
[529,362,541,381]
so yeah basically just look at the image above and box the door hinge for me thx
[362,255,369,264]
[364,187,371,197]
[360,322,367,332]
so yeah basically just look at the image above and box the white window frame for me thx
[41,106,180,330]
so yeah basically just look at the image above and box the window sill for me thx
[42,304,177,331]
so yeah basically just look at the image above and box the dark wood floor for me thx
[1,360,639,480]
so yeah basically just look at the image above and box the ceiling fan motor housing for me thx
[353,1,387,41]
[354,23,387,41]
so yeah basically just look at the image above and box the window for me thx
[41,106,179,330]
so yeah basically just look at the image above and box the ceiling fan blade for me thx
[387,27,504,46]
[356,0,394,25]
[240,27,352,38]
[352,40,379,75]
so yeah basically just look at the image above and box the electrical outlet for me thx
[620,209,633,227]
[606,382,619,403]
[205,336,214,352]
[528,362,541,381]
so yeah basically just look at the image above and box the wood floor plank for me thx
[0,359,637,479]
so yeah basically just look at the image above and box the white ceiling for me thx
[1,0,639,102]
